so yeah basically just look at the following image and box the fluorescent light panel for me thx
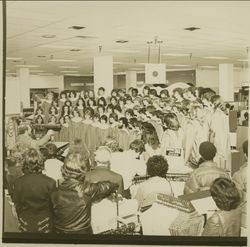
[203,56,228,59]
[47,59,77,62]
[7,57,23,60]
[16,64,40,68]
[59,66,80,68]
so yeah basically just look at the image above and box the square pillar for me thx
[126,70,137,90]
[17,68,30,108]
[219,64,234,102]
[94,56,113,96]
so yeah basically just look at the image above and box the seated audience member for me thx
[13,148,56,232]
[16,123,54,149]
[42,143,63,183]
[202,177,242,236]
[242,112,248,127]
[232,140,248,201]
[84,146,124,196]
[184,142,230,194]
[132,155,173,209]
[110,139,147,191]
[51,151,118,234]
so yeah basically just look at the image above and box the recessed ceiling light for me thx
[37,55,46,58]
[60,71,79,73]
[184,27,200,31]
[47,59,77,62]
[203,56,228,60]
[59,66,80,69]
[70,49,81,52]
[237,59,248,62]
[162,53,190,57]
[69,26,86,30]
[38,73,54,76]
[170,65,190,67]
[116,40,129,43]
[199,65,217,69]
[42,34,56,38]
[40,45,77,49]
[6,57,23,60]
[29,70,45,72]
[16,64,40,68]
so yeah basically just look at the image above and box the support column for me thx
[94,55,113,96]
[219,64,234,102]
[17,68,30,108]
[126,70,137,90]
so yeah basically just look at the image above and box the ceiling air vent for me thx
[116,40,129,43]
[184,27,200,31]
[69,26,86,30]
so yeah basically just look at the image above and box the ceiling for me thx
[6,1,250,76]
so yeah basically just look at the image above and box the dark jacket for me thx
[85,165,124,195]
[184,161,230,194]
[51,178,118,234]
[13,173,56,232]
[202,206,242,236]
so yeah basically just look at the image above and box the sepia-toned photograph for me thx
[2,1,249,245]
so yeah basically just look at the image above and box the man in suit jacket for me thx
[85,146,124,196]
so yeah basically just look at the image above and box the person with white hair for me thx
[84,146,124,196]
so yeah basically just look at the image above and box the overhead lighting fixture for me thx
[6,57,23,60]
[203,56,228,60]
[47,59,77,62]
[38,73,54,76]
[170,64,190,67]
[42,34,56,38]
[70,49,81,52]
[116,40,129,43]
[75,35,97,39]
[237,59,248,62]
[162,53,190,57]
[29,70,45,72]
[107,49,138,53]
[199,66,217,69]
[37,55,46,58]
[69,26,86,30]
[40,45,77,49]
[59,66,80,69]
[184,27,200,31]
[16,64,40,68]
[60,71,79,73]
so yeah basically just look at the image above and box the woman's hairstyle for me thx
[110,96,118,104]
[147,155,168,178]
[163,112,180,131]
[87,97,96,106]
[97,97,107,107]
[84,107,94,118]
[60,91,67,98]
[149,88,158,97]
[190,104,203,119]
[111,89,118,96]
[48,115,57,123]
[9,142,30,165]
[100,115,108,123]
[126,95,133,102]
[114,105,122,113]
[76,97,86,107]
[34,115,44,124]
[142,128,160,150]
[69,138,90,160]
[98,87,105,92]
[129,139,145,154]
[119,117,129,128]
[125,108,134,117]
[129,117,139,128]
[160,89,169,98]
[72,108,81,117]
[132,88,138,96]
[173,88,183,97]
[61,105,70,116]
[70,90,77,98]
[35,107,44,115]
[200,88,216,101]
[109,112,118,122]
[63,115,71,122]
[97,105,105,114]
[143,86,150,94]
[22,148,44,174]
[64,99,72,107]
[49,106,58,115]
[106,104,114,112]
[62,151,87,180]
[210,177,241,211]
[143,96,153,106]
[93,113,101,121]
